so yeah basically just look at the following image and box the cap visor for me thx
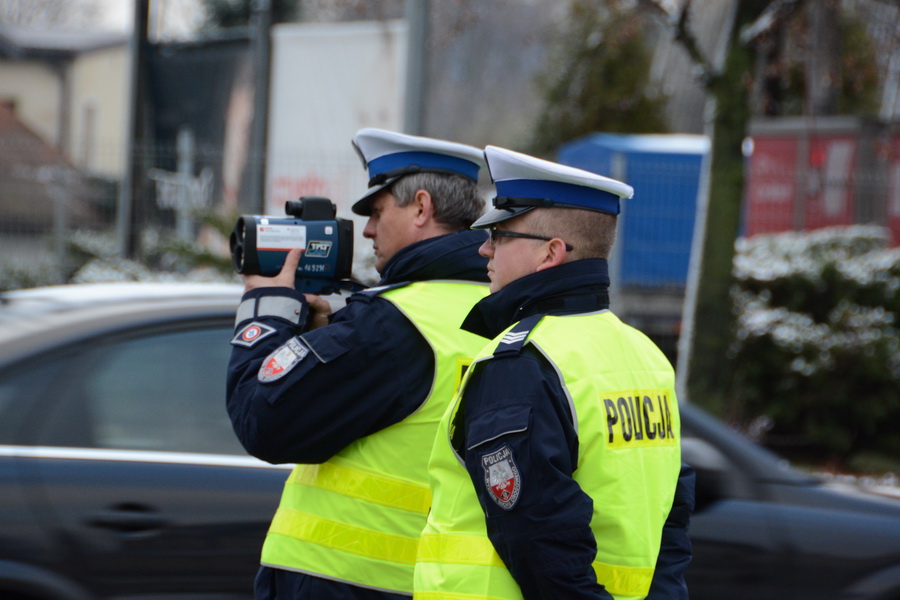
[351,176,401,215]
[471,205,535,229]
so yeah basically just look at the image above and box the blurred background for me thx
[1,0,898,479]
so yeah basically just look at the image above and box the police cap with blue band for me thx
[351,128,487,216]
[472,145,634,229]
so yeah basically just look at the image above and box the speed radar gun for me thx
[230,197,359,295]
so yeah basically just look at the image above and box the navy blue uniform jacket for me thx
[227,229,488,600]
[227,229,489,465]
[455,258,695,600]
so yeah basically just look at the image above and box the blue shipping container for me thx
[557,133,709,289]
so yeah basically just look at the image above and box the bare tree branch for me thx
[674,0,718,84]
[739,0,803,44]
[638,0,718,86]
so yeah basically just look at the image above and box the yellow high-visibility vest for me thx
[261,280,489,595]
[415,310,681,600]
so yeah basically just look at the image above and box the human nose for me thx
[363,218,376,239]
[478,237,493,258]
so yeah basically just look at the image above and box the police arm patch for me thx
[258,337,309,382]
[231,321,277,348]
[481,444,521,510]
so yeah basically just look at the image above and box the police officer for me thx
[414,145,694,600]
[227,129,491,600]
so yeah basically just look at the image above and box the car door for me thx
[9,319,290,598]
[681,407,814,600]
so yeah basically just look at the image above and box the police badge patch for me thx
[481,445,521,510]
[231,322,276,348]
[258,338,309,383]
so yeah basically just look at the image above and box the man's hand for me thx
[242,248,333,330]
[242,248,302,292]
[303,293,333,330]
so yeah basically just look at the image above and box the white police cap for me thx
[472,145,634,229]
[351,128,486,216]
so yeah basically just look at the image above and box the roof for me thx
[0,102,100,232]
[0,24,127,59]
[0,282,244,364]
[0,282,244,313]
[562,133,711,156]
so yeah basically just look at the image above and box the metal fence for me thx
[2,121,899,366]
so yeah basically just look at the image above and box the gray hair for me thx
[391,172,484,231]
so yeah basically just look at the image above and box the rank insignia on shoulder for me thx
[258,337,309,383]
[481,444,521,510]
[231,322,277,348]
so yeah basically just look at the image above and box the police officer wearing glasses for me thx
[414,146,694,600]
[227,129,491,600]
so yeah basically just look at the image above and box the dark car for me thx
[0,282,291,600]
[681,404,900,600]
[0,283,898,600]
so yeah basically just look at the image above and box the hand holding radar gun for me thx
[230,197,364,295]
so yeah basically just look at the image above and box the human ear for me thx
[535,238,568,271]
[413,190,434,227]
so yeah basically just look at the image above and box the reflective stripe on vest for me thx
[414,311,680,600]
[288,462,432,514]
[261,281,489,594]
[416,533,655,597]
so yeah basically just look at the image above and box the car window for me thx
[0,324,248,456]
[0,381,15,426]
[0,356,63,444]
[80,326,244,455]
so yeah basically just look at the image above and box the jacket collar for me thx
[461,259,611,339]
[377,229,490,286]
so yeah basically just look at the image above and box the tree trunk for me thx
[683,0,766,416]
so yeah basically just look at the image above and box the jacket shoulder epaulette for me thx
[491,314,544,357]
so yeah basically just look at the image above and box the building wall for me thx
[0,60,61,145]
[69,45,129,177]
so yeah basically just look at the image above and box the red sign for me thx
[803,136,857,231]
[744,136,798,236]
[887,134,900,245]
[745,131,859,237]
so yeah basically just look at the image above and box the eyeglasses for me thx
[488,228,574,251]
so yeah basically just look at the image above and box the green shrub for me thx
[727,226,900,466]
